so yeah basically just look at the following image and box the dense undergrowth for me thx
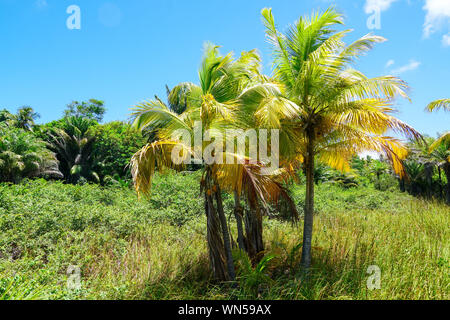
[0,172,448,300]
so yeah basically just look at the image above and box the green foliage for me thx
[0,106,40,131]
[0,109,14,123]
[233,250,275,295]
[91,121,147,179]
[45,116,99,184]
[399,137,449,201]
[0,125,61,183]
[0,173,447,300]
[64,99,106,122]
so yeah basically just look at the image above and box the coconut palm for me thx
[254,8,421,271]
[130,44,297,281]
[429,141,450,201]
[15,106,40,131]
[426,99,450,203]
[426,99,450,152]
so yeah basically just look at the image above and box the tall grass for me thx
[0,174,448,300]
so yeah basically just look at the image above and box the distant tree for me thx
[0,109,15,124]
[0,107,40,131]
[91,121,147,179]
[64,99,106,122]
[369,160,390,190]
[429,142,449,200]
[426,99,450,204]
[15,106,40,131]
[46,116,99,184]
[0,125,61,183]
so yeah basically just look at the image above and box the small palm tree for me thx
[0,109,15,126]
[368,160,389,190]
[46,117,99,184]
[426,99,450,204]
[15,106,40,131]
[429,142,450,200]
[0,125,61,183]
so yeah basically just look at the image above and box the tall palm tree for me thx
[426,99,450,203]
[256,8,421,271]
[130,44,297,281]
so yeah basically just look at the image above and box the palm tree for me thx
[405,136,437,198]
[429,142,450,200]
[368,160,389,190]
[0,109,15,126]
[426,99,450,204]
[0,125,61,183]
[130,44,297,281]
[256,7,421,271]
[15,106,40,131]
[46,116,99,184]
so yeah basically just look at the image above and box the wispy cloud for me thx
[385,59,395,68]
[390,59,421,75]
[35,0,48,8]
[364,0,398,14]
[423,0,450,40]
[443,33,450,46]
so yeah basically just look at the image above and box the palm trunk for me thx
[444,163,450,205]
[215,184,236,281]
[233,191,245,251]
[255,205,264,253]
[438,166,443,199]
[243,204,264,263]
[424,162,433,199]
[205,190,227,280]
[204,169,227,281]
[399,178,405,192]
[301,128,315,272]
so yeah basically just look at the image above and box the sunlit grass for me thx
[0,174,448,300]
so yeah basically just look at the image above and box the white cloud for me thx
[364,0,398,14]
[390,59,421,75]
[423,0,450,38]
[443,33,450,46]
[35,0,47,8]
[385,59,395,68]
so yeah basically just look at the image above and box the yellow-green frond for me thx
[426,99,450,112]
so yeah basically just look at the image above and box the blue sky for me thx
[0,0,448,139]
